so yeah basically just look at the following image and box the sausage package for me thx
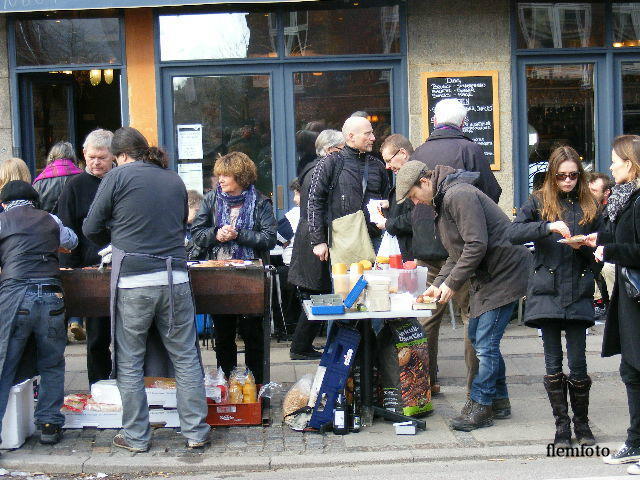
[377,318,433,417]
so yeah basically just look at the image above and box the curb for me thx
[0,443,620,474]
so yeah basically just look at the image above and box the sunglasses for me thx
[555,172,579,181]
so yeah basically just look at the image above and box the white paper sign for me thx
[178,162,204,194]
[177,124,203,160]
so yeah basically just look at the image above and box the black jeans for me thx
[620,358,640,447]
[213,315,264,384]
[290,287,325,355]
[86,316,111,385]
[540,324,587,379]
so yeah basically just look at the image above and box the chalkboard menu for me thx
[421,71,500,170]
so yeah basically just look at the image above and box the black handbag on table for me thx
[621,196,640,303]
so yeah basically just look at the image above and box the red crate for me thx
[206,399,262,426]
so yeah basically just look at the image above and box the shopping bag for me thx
[377,231,401,258]
[329,210,375,267]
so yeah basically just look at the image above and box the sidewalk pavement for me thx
[0,320,630,475]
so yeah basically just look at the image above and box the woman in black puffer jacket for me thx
[191,152,276,383]
[510,146,601,449]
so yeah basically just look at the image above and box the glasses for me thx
[384,149,401,164]
[555,172,579,181]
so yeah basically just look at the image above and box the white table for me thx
[302,300,434,430]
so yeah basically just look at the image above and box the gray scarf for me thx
[606,180,640,222]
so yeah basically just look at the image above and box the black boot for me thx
[543,372,572,448]
[450,399,493,432]
[567,375,596,446]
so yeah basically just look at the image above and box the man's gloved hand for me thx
[98,245,113,271]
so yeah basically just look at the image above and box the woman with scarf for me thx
[510,146,601,449]
[33,141,82,213]
[191,152,276,383]
[583,135,640,471]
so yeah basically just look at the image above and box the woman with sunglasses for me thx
[510,145,601,449]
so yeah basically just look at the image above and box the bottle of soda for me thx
[333,390,348,435]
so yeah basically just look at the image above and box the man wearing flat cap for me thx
[0,180,77,446]
[396,161,530,432]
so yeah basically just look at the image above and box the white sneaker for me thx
[628,462,640,475]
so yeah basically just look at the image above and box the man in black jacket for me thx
[378,134,414,260]
[410,98,502,397]
[308,116,389,262]
[57,129,114,385]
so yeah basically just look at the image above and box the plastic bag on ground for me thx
[283,374,313,418]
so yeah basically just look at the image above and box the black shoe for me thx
[290,350,322,360]
[492,397,511,420]
[39,423,63,445]
[603,443,640,464]
[567,376,596,446]
[543,372,572,448]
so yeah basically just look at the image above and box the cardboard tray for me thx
[63,408,180,429]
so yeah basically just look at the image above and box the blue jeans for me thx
[115,282,210,450]
[0,285,66,431]
[467,302,516,406]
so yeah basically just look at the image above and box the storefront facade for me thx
[0,0,636,214]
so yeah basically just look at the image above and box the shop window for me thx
[172,75,272,196]
[15,16,121,66]
[159,13,275,61]
[517,2,604,49]
[622,62,640,134]
[526,64,595,190]
[284,6,399,56]
[613,3,640,47]
[293,69,391,172]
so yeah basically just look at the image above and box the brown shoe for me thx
[113,433,148,453]
[187,438,211,449]
[431,384,441,396]
[450,400,494,431]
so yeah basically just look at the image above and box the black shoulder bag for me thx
[621,196,640,303]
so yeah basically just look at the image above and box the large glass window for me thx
[15,15,121,66]
[622,62,640,134]
[517,2,605,49]
[172,75,272,196]
[159,12,275,61]
[284,6,399,56]
[293,69,392,172]
[525,64,596,190]
[613,3,640,47]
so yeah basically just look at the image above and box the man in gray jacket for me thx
[397,161,530,431]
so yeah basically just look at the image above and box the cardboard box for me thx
[64,408,179,429]
[144,377,177,408]
[0,378,36,449]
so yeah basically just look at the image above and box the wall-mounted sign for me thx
[421,70,500,171]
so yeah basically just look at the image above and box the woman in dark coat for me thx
[510,146,600,448]
[584,135,640,470]
[287,129,344,359]
[191,151,276,383]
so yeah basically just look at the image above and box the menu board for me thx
[421,71,500,170]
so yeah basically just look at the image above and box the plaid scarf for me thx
[33,158,82,184]
[4,200,35,212]
[215,184,257,260]
[605,179,640,222]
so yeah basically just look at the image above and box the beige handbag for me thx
[329,210,376,267]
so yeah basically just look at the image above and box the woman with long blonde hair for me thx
[510,145,601,449]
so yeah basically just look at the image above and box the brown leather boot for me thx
[567,376,596,446]
[543,372,571,448]
[450,399,494,432]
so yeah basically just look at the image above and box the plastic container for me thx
[416,266,429,294]
[366,282,391,312]
[0,378,35,449]
[398,269,418,295]
[364,270,399,294]
[332,274,350,300]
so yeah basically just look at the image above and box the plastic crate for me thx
[206,399,262,426]
[308,324,360,429]
[1,378,36,449]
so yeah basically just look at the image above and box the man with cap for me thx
[396,161,529,432]
[0,180,77,445]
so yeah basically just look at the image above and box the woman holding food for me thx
[191,151,277,383]
[509,145,601,449]
[582,136,640,470]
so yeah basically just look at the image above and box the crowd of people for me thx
[0,97,639,471]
